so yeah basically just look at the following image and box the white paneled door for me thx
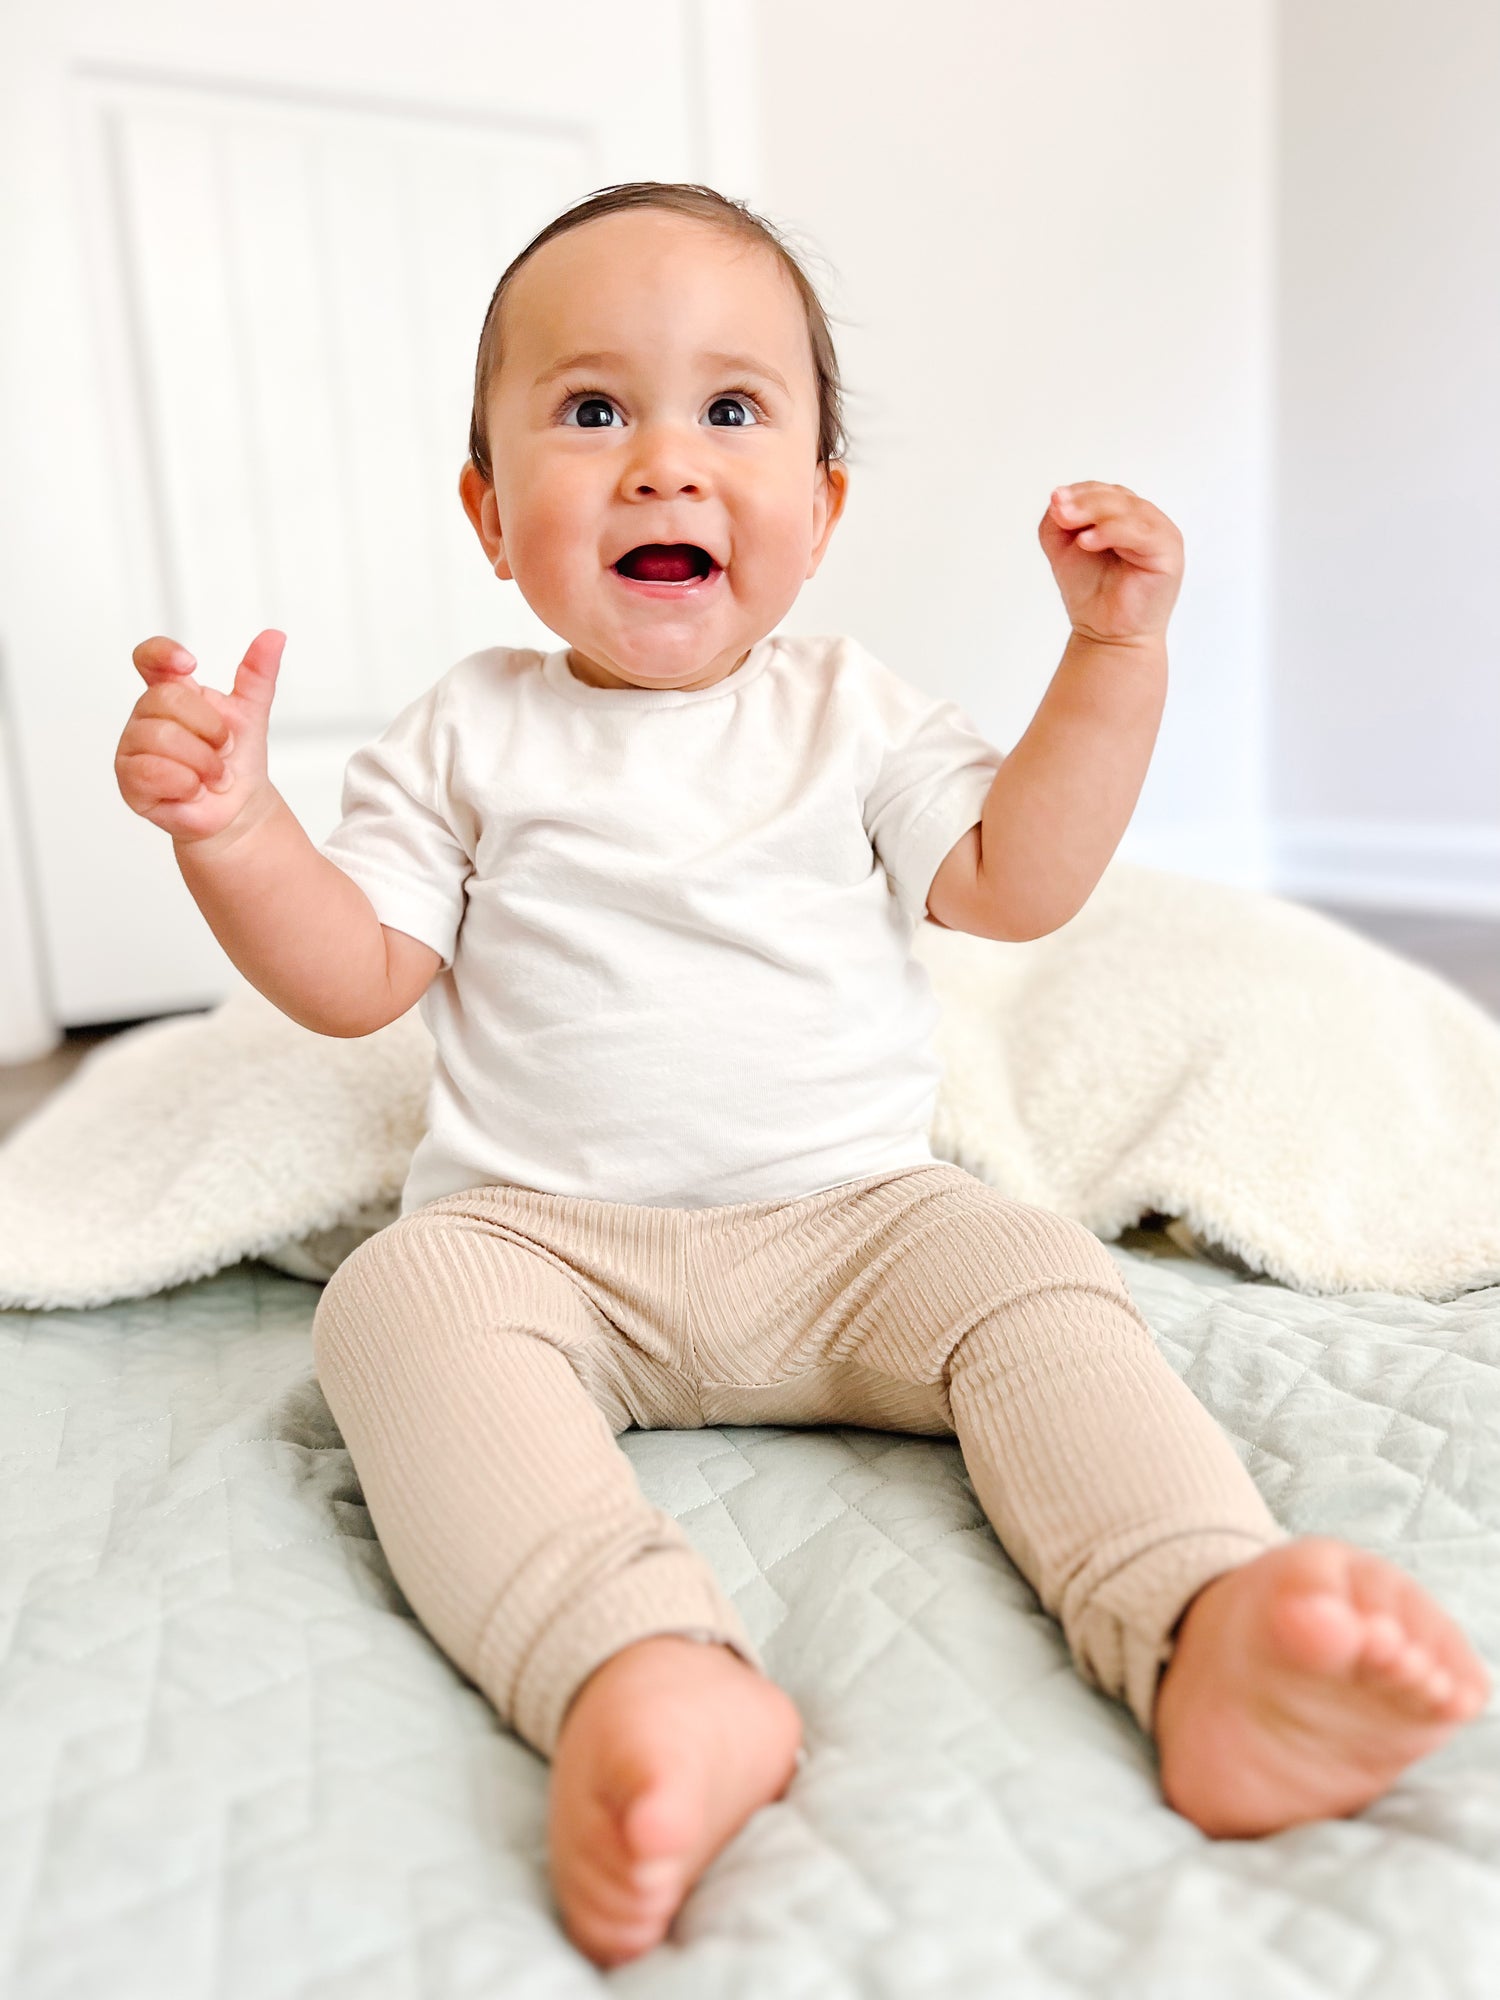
[0,0,757,1035]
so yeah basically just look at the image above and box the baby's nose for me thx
[623,423,708,499]
[631,473,703,498]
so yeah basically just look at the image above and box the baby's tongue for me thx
[620,544,700,583]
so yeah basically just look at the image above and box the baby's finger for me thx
[1050,481,1135,523]
[127,714,228,787]
[132,635,198,686]
[120,749,215,805]
[145,675,233,749]
[230,629,286,717]
[1072,503,1176,561]
[1073,517,1148,552]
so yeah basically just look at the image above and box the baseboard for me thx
[1272,821,1500,917]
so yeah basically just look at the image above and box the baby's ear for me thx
[806,459,849,576]
[458,461,512,579]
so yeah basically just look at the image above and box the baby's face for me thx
[460,209,847,692]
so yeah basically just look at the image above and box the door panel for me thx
[0,0,757,1023]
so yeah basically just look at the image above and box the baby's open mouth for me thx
[612,544,717,584]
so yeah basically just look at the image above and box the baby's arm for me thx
[116,631,438,1038]
[931,483,1182,942]
[175,789,437,1037]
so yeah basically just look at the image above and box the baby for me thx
[116,180,1488,1970]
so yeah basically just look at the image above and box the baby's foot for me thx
[547,1633,803,1968]
[1154,1535,1489,1838]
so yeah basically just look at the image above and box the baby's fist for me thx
[116,629,284,845]
[1038,483,1184,647]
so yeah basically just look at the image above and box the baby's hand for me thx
[115,629,285,846]
[1038,483,1184,647]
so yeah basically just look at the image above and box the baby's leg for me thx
[311,1198,800,1965]
[745,1166,1490,1833]
[932,1187,1489,1832]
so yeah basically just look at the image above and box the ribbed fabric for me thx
[311,1162,1287,1757]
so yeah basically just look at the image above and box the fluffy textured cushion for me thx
[924,865,1500,1297]
[1,863,1496,1309]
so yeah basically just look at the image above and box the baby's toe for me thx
[1348,1587,1485,1718]
[561,1864,674,1965]
[1353,1624,1442,1712]
[620,1779,696,1864]
[570,1908,669,1969]
[1346,1555,1410,1638]
[1444,1651,1490,1718]
[1268,1583,1362,1675]
[1385,1631,1433,1684]
[629,1856,687,1900]
[564,1854,643,1930]
[1390,1578,1490,1694]
[1388,1639,1445,1704]
[1355,1610,1405,1672]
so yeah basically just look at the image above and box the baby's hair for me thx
[466,180,849,481]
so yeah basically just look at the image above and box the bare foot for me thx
[1154,1536,1490,1837]
[547,1634,803,1967]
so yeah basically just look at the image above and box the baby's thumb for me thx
[230,629,287,717]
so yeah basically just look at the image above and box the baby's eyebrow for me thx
[699,351,791,395]
[534,349,629,387]
[533,349,791,396]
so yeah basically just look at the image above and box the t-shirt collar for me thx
[540,637,777,708]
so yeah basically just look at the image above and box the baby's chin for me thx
[513,559,795,689]
[563,638,756,694]
[558,609,773,693]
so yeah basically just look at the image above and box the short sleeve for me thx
[318,685,472,971]
[863,682,1006,930]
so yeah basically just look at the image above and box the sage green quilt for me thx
[2,1233,1496,1997]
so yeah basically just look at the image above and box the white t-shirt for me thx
[318,632,1005,1213]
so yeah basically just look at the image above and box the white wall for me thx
[1272,0,1500,914]
[756,0,1275,888]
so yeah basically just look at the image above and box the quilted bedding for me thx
[3,1228,1498,1998]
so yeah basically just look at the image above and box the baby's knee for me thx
[945,1197,1155,1387]
[990,1195,1137,1304]
[309,1212,433,1374]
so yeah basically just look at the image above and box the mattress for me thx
[2,1227,1497,1998]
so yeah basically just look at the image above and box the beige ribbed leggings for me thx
[311,1162,1286,1760]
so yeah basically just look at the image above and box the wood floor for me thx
[2,900,1498,1143]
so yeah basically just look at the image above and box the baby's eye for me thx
[706,394,760,427]
[563,395,620,428]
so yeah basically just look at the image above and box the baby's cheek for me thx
[749,508,819,580]
[511,509,588,595]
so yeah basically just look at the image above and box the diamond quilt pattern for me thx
[2,1239,1498,1998]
